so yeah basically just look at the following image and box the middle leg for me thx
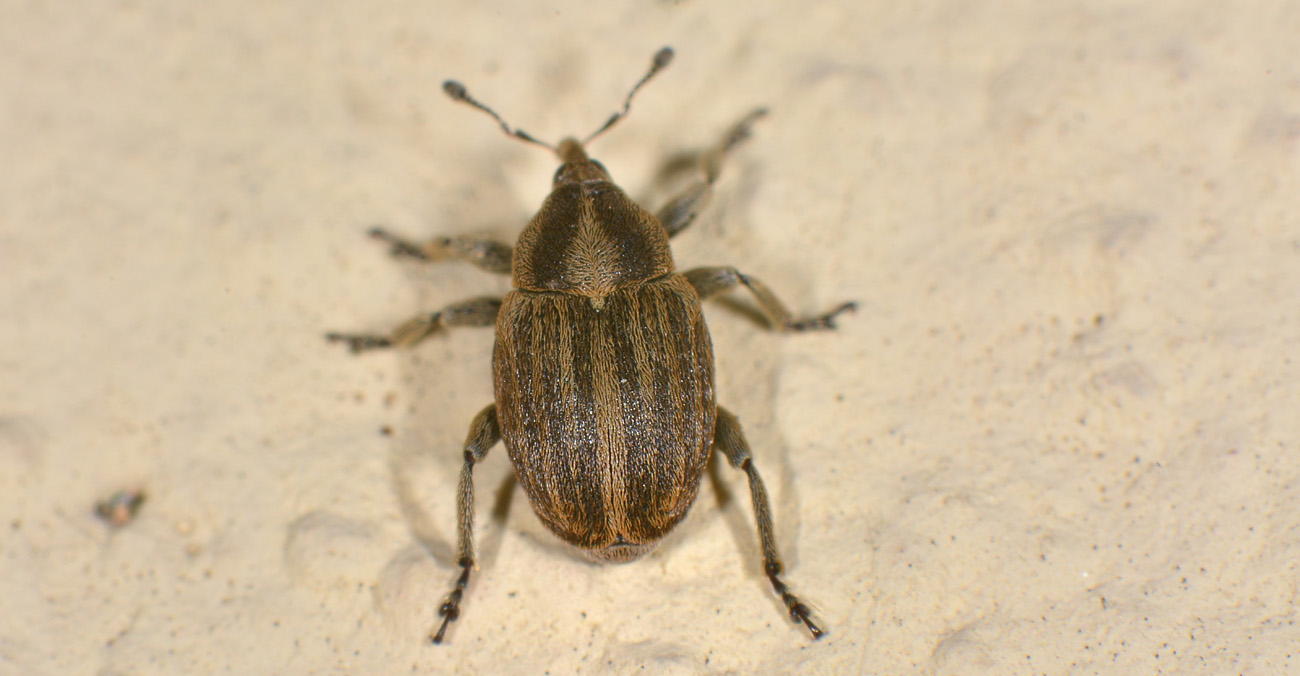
[326,296,502,353]
[685,266,855,332]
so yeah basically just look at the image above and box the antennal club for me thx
[583,46,674,145]
[442,80,555,151]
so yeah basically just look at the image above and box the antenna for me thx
[582,46,674,145]
[442,46,675,154]
[442,80,555,151]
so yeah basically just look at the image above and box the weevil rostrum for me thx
[327,47,855,643]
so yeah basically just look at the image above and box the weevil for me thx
[327,47,855,643]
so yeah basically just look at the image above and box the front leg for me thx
[657,108,768,238]
[684,266,855,331]
[326,297,502,353]
[369,227,513,275]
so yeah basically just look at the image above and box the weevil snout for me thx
[553,138,612,186]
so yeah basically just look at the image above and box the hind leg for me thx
[714,406,825,640]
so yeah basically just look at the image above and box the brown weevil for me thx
[327,46,855,643]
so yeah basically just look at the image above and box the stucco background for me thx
[2,2,1297,674]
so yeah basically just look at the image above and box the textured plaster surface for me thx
[2,2,1297,674]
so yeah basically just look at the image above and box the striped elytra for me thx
[494,274,715,561]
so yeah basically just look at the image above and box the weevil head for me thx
[552,137,613,186]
